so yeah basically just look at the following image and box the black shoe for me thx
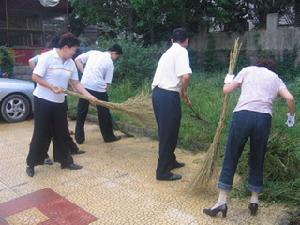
[203,204,228,218]
[157,173,182,181]
[61,163,83,170]
[173,161,185,169]
[104,136,121,143]
[75,130,85,144]
[248,203,258,216]
[71,150,86,155]
[26,166,35,177]
[43,158,53,165]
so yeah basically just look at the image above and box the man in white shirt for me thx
[75,44,123,144]
[152,28,192,181]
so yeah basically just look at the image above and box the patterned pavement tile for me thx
[0,121,288,225]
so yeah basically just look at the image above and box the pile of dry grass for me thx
[190,38,242,193]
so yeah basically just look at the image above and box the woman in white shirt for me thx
[26,33,96,177]
[27,38,85,166]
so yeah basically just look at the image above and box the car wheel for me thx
[1,94,31,122]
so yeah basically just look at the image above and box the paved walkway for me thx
[0,120,287,225]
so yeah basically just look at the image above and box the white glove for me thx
[224,74,235,84]
[285,113,295,127]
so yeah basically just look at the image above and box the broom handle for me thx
[189,105,210,125]
[64,89,116,109]
[211,38,242,154]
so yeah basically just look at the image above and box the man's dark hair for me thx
[108,44,123,55]
[255,58,277,73]
[172,28,188,43]
[57,32,80,49]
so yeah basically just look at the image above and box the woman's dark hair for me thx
[255,58,277,73]
[57,32,80,49]
[47,36,60,48]
[172,27,188,43]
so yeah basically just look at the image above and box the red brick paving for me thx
[0,188,97,225]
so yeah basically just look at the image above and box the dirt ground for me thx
[0,120,289,225]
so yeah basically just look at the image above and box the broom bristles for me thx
[190,38,242,192]
[64,89,157,128]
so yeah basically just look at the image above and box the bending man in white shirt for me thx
[74,44,123,144]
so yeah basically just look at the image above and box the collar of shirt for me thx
[172,42,183,49]
[53,48,60,58]
[104,51,113,62]
[52,48,71,65]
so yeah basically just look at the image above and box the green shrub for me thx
[257,47,299,81]
[278,48,299,81]
[95,38,165,85]
[189,49,202,72]
[0,46,14,77]
[236,50,250,72]
[203,35,225,72]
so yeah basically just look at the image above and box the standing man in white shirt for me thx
[152,28,192,181]
[74,44,123,144]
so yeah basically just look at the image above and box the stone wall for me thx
[190,13,300,64]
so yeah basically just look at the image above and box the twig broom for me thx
[189,38,242,192]
[64,89,157,129]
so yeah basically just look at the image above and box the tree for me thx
[248,0,294,28]
[69,0,297,44]
[295,0,300,26]
[206,0,249,32]
[70,0,213,44]
[69,0,134,37]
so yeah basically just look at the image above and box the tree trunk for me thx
[127,7,133,40]
[150,24,154,44]
[295,0,300,27]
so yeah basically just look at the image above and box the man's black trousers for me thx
[75,89,115,142]
[152,87,181,179]
[26,97,73,167]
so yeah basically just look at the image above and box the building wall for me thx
[190,13,300,64]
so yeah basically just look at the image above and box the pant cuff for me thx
[218,182,232,191]
[248,184,263,192]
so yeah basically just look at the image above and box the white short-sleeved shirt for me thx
[33,49,78,103]
[233,66,287,115]
[76,50,114,92]
[151,43,192,92]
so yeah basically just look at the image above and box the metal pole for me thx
[5,0,9,45]
[66,0,69,31]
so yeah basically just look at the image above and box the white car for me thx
[0,78,34,122]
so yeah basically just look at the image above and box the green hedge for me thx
[93,38,167,85]
[0,46,14,77]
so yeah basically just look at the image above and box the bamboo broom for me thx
[190,38,242,192]
[64,89,157,129]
